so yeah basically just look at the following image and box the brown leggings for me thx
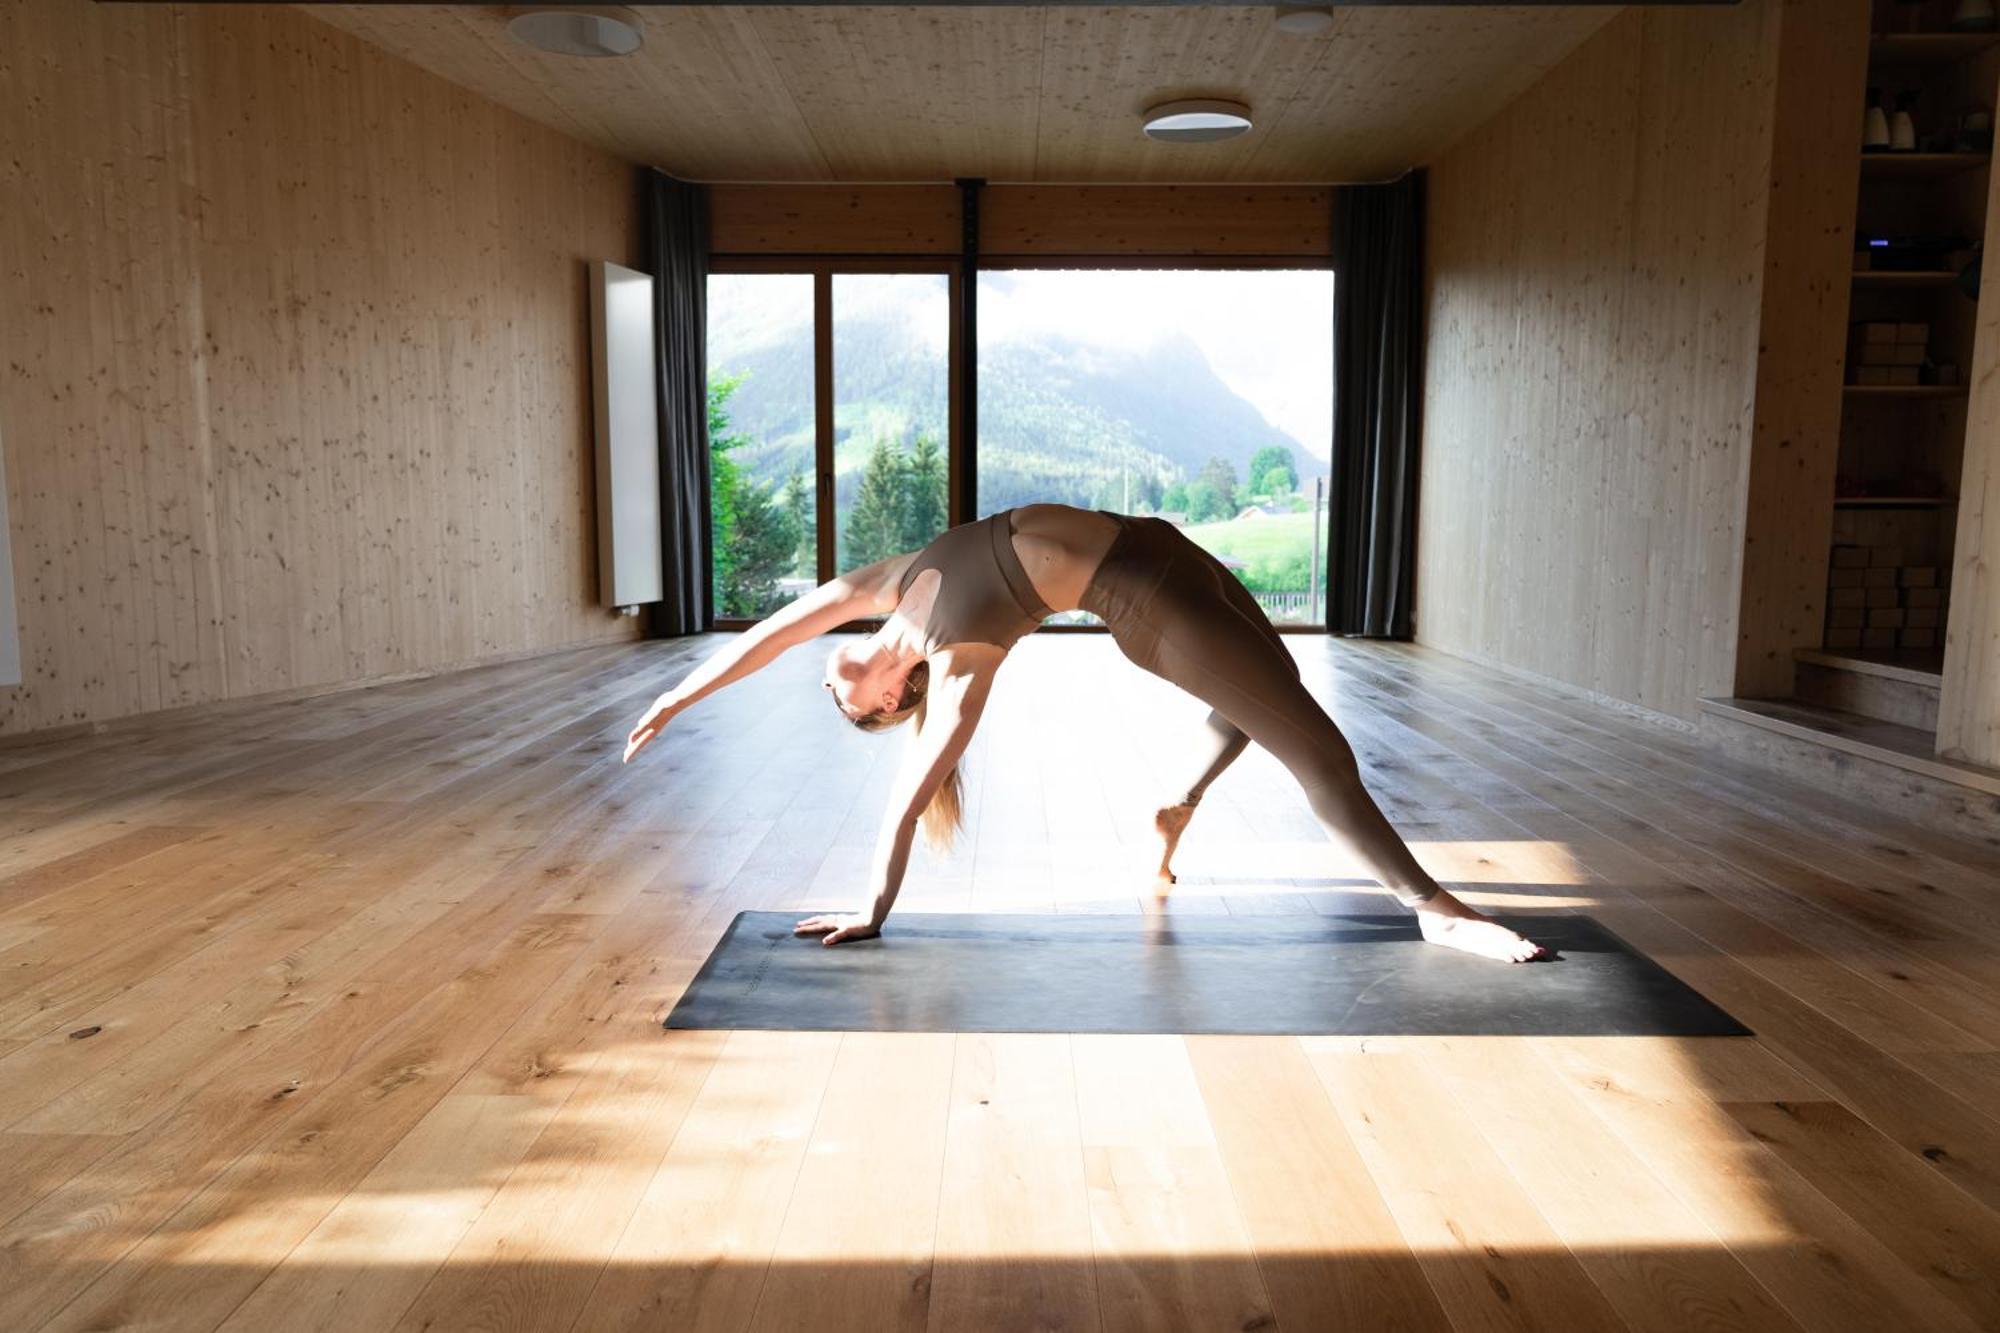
[1076,514,1440,907]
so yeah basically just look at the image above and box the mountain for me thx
[706,303,1323,513]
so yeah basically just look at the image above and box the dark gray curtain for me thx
[644,170,711,636]
[1329,171,1424,638]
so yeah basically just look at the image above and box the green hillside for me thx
[708,308,1324,514]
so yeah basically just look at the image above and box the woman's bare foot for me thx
[1413,890,1548,963]
[1152,802,1196,892]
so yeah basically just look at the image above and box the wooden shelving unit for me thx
[1833,495,1954,507]
[1870,31,2000,64]
[1722,9,2000,783]
[1819,25,1995,676]
[1850,269,1961,285]
[1859,150,1991,175]
[1796,644,1945,681]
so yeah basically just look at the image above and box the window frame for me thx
[708,256,963,631]
[705,253,1333,633]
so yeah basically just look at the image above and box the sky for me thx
[708,268,1335,461]
[977,270,1333,460]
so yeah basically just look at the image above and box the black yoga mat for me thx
[664,911,1750,1038]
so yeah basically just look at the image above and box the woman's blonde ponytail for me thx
[844,659,964,852]
[911,691,965,853]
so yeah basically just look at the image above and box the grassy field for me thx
[1179,510,1321,568]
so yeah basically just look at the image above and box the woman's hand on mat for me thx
[793,913,881,946]
[622,694,682,764]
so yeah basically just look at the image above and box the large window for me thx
[705,263,1333,627]
[978,268,1333,625]
[705,272,815,619]
[706,267,955,621]
[833,273,951,574]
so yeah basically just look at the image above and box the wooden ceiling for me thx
[307,6,1620,183]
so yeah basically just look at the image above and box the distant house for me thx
[1235,504,1280,519]
[1155,510,1189,526]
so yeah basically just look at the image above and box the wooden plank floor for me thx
[2,635,1998,1332]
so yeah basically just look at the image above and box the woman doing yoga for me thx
[623,503,1548,963]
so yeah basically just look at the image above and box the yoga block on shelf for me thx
[1829,566,1867,588]
[1901,626,1938,649]
[1851,366,1922,385]
[1829,586,1867,609]
[1825,626,1863,649]
[1907,606,1941,628]
[1906,586,1943,608]
[1899,567,1937,588]
[1828,606,1866,628]
[1831,545,1870,569]
[1863,627,1900,648]
[1853,343,1927,367]
[1867,608,1907,629]
[1865,586,1901,608]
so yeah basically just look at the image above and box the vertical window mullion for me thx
[947,262,965,527]
[813,269,835,583]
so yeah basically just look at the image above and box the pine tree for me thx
[1134,470,1165,512]
[710,372,806,616]
[1198,456,1239,518]
[708,375,749,609]
[843,438,908,570]
[729,477,801,615]
[901,434,948,550]
[1184,480,1221,523]
[780,471,813,577]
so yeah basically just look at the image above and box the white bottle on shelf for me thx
[1864,87,1891,151]
[1891,91,1919,152]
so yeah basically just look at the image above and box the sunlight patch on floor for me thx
[63,1031,1812,1272]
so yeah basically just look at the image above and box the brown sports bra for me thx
[895,508,1053,653]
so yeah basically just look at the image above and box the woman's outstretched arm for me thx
[795,646,999,945]
[623,558,902,763]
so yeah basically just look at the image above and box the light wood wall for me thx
[708,183,1334,258]
[1417,1,1784,722]
[0,427,16,687]
[1938,125,2000,768]
[0,0,641,735]
[1733,0,1872,698]
[982,186,1332,258]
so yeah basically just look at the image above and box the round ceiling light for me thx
[1142,99,1254,145]
[1275,6,1335,37]
[506,6,644,58]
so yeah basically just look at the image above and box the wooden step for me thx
[1699,696,2000,842]
[1793,648,1942,730]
